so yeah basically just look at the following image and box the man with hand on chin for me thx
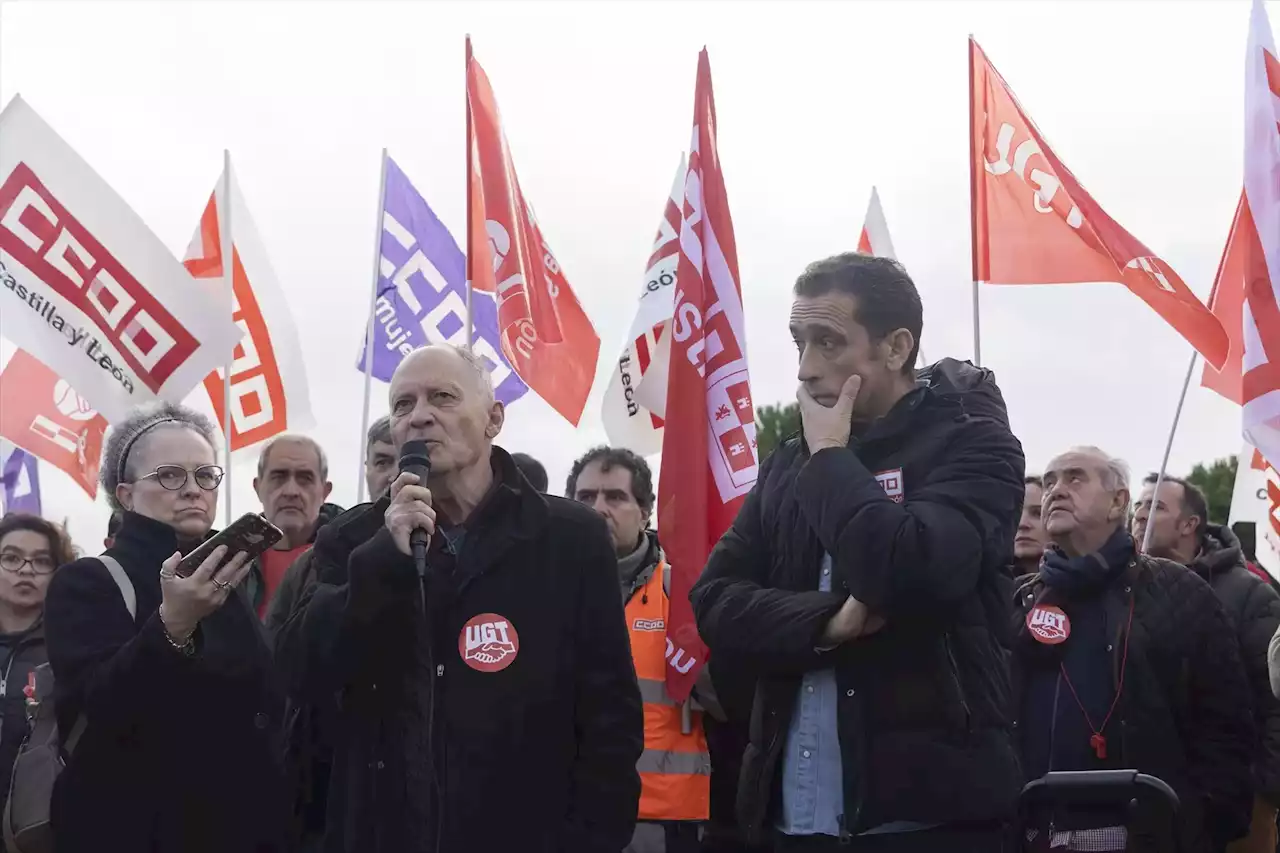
[692,253,1025,852]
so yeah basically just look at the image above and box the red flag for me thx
[657,50,759,701]
[970,38,1228,369]
[466,44,600,425]
[0,350,106,497]
[1200,192,1248,404]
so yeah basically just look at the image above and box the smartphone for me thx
[176,512,284,577]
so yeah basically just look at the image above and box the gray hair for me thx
[101,402,219,512]
[366,415,392,453]
[256,434,329,481]
[1066,445,1130,493]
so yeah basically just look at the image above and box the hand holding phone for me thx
[175,513,283,577]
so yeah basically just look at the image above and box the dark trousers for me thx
[774,826,1007,853]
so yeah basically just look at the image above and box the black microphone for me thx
[398,439,432,578]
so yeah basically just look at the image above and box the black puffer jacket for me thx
[1190,523,1280,805]
[0,620,45,838]
[1012,555,1255,852]
[691,359,1025,843]
[274,448,642,853]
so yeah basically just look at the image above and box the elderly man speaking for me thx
[275,343,643,853]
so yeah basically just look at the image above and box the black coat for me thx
[0,620,45,831]
[1190,524,1280,805]
[274,447,643,853]
[1011,555,1255,853]
[690,359,1025,843]
[43,511,289,853]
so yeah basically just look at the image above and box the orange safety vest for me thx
[625,561,710,822]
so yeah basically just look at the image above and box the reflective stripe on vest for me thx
[626,561,710,822]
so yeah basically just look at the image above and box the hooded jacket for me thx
[691,358,1025,843]
[1190,523,1280,804]
[0,619,45,825]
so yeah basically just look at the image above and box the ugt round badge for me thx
[459,613,520,672]
[1026,604,1070,645]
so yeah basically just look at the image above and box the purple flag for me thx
[357,156,528,406]
[0,443,41,515]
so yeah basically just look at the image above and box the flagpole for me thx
[356,149,388,506]
[967,34,982,367]
[464,34,475,354]
[220,150,234,525]
[1140,348,1199,554]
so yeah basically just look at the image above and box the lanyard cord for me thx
[1058,594,1135,757]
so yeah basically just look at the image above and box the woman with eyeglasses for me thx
[43,403,289,853]
[0,513,73,847]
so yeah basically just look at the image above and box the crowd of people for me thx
[1,252,1279,853]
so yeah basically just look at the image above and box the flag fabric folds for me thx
[467,46,601,425]
[0,96,242,423]
[0,442,41,515]
[183,161,313,450]
[970,39,1228,369]
[355,155,527,406]
[602,159,685,456]
[657,50,760,701]
[0,349,106,497]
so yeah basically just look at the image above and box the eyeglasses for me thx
[0,552,56,575]
[135,465,225,492]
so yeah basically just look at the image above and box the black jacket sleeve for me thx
[691,451,849,675]
[796,417,1023,615]
[263,548,315,638]
[274,526,419,703]
[1185,579,1257,847]
[44,558,195,733]
[1237,575,1280,804]
[562,513,643,852]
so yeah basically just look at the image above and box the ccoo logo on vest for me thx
[459,613,520,673]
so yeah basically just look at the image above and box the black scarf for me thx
[1040,527,1133,593]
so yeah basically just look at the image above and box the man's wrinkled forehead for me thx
[390,348,479,400]
[789,293,858,337]
[1043,452,1103,483]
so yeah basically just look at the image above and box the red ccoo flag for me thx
[466,42,600,425]
[970,38,1228,369]
[1200,191,1248,405]
[657,50,759,701]
[857,187,897,260]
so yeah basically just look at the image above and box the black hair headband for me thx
[116,418,185,483]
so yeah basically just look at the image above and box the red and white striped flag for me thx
[182,162,313,449]
[657,50,758,701]
[1201,0,1280,468]
[857,187,897,259]
[601,158,685,456]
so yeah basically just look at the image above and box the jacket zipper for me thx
[943,633,972,732]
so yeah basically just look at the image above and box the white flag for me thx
[601,158,684,455]
[857,187,898,259]
[1228,442,1280,582]
[0,96,241,423]
[182,161,313,450]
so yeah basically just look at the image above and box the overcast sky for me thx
[0,0,1257,547]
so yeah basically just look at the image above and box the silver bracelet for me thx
[157,604,195,655]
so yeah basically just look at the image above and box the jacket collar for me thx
[1189,523,1246,580]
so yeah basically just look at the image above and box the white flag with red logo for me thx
[657,50,758,701]
[0,96,242,424]
[0,349,107,497]
[1202,0,1280,465]
[601,158,685,456]
[467,45,601,425]
[182,162,313,450]
[1229,442,1280,582]
[857,187,897,259]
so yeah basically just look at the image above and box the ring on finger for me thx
[212,579,230,591]
[159,570,177,580]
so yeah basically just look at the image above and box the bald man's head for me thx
[388,344,504,476]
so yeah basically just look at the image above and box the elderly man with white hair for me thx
[274,343,643,853]
[1010,446,1254,853]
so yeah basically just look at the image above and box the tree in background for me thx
[1185,455,1237,524]
[756,402,800,459]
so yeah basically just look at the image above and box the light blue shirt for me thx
[776,554,936,838]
